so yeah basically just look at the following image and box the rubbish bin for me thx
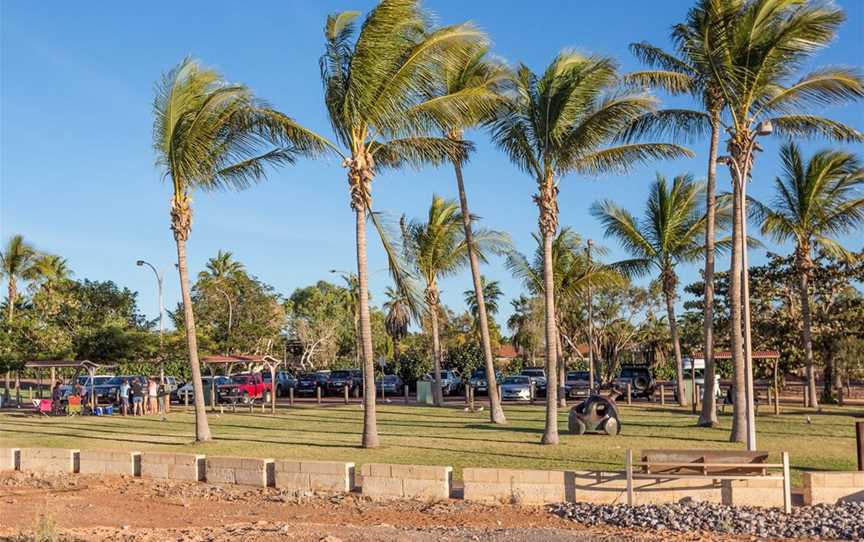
[416,381,434,405]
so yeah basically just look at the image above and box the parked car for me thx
[375,374,403,395]
[500,375,532,401]
[423,370,463,396]
[263,371,296,397]
[175,376,229,404]
[327,369,362,395]
[217,372,272,404]
[93,375,146,404]
[565,371,601,399]
[295,373,329,396]
[612,365,656,399]
[520,368,547,396]
[468,368,503,396]
[77,375,114,398]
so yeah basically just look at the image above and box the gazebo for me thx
[23,360,116,407]
[200,354,283,413]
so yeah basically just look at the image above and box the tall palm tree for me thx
[463,276,502,325]
[319,0,493,447]
[491,52,691,444]
[507,295,536,363]
[383,286,410,362]
[433,45,512,424]
[592,174,728,406]
[708,0,863,427]
[628,0,728,426]
[153,57,327,441]
[403,195,509,406]
[753,143,863,402]
[1,234,37,400]
[1,235,37,321]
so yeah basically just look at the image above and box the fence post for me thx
[837,386,844,407]
[289,387,294,407]
[530,383,535,404]
[803,385,809,407]
[470,385,475,412]
[625,449,634,506]
[316,386,321,405]
[782,451,791,514]
[404,384,409,405]
[660,384,665,406]
[184,392,189,410]
[344,385,349,405]
[626,383,632,406]
[856,421,863,471]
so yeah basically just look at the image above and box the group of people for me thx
[118,377,166,416]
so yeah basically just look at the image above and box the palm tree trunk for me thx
[174,235,212,442]
[541,230,559,445]
[557,331,566,408]
[429,300,444,407]
[355,204,379,448]
[797,252,819,409]
[822,348,834,402]
[7,277,16,321]
[664,280,685,407]
[451,156,505,424]
[699,111,721,426]
[729,172,746,443]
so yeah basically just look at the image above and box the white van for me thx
[683,357,721,399]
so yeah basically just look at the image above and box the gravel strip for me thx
[549,500,864,540]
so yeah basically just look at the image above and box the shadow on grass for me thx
[0,427,188,447]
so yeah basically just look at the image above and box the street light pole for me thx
[137,260,165,383]
[586,239,594,395]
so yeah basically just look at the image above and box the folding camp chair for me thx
[67,395,82,416]
[37,399,53,416]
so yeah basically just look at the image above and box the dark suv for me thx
[295,373,329,396]
[327,369,362,395]
[612,365,655,399]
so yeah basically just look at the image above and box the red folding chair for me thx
[37,399,53,416]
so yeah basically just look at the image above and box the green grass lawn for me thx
[0,403,858,485]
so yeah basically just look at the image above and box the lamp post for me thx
[586,239,594,395]
[136,260,165,383]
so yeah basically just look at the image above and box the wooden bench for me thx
[625,448,791,512]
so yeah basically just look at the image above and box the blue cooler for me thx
[104,405,113,415]
[95,406,104,416]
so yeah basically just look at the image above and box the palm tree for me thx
[153,57,327,441]
[463,276,502,325]
[592,174,727,406]
[491,53,691,443]
[628,0,728,426]
[403,195,509,406]
[1,235,37,321]
[753,143,863,402]
[1,234,37,400]
[433,44,512,424]
[506,228,621,407]
[383,286,410,362]
[25,254,71,293]
[319,0,493,447]
[199,250,245,282]
[708,0,863,427]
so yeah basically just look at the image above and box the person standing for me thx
[131,378,144,416]
[119,378,130,416]
[147,378,158,416]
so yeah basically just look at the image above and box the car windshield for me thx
[331,371,351,379]
[471,370,486,378]
[383,375,399,382]
[103,377,125,385]
[231,375,253,384]
[503,376,529,385]
[521,369,544,377]
[568,371,588,380]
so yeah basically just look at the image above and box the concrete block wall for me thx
[206,456,273,487]
[19,448,78,474]
[0,448,19,471]
[140,452,205,482]
[79,450,141,476]
[463,468,568,504]
[803,471,864,505]
[721,477,785,507]
[360,463,451,501]
[273,460,354,493]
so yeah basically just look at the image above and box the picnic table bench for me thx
[625,448,791,512]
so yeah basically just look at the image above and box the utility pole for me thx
[586,239,594,395]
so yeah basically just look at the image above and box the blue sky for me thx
[2,0,862,331]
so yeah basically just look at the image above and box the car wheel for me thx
[602,417,621,436]
[241,392,250,405]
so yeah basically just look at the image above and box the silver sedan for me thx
[500,376,532,401]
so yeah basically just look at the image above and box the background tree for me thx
[491,51,690,444]
[384,286,410,362]
[319,0,488,447]
[1,235,38,399]
[463,276,503,349]
[402,195,509,406]
[153,57,326,441]
[593,174,726,406]
[753,143,863,402]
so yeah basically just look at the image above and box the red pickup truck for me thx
[217,373,273,404]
